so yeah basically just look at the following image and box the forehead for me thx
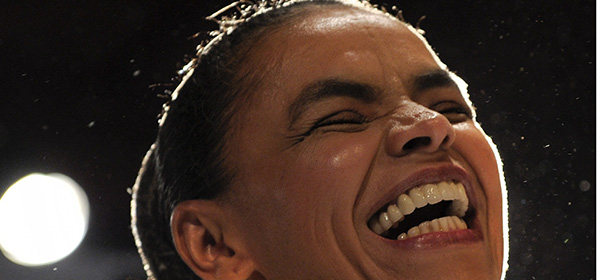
[243,6,444,98]
[291,5,404,35]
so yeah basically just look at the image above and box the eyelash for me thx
[308,110,369,133]
[433,102,473,122]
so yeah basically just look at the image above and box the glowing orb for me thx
[0,173,90,266]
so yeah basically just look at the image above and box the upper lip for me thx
[366,163,474,221]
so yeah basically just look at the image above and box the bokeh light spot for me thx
[0,173,89,266]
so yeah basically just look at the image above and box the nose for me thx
[385,106,456,157]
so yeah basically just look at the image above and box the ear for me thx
[171,200,256,280]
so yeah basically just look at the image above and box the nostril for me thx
[402,137,431,152]
[440,135,452,148]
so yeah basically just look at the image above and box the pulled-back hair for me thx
[131,1,402,279]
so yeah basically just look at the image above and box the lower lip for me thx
[387,229,482,250]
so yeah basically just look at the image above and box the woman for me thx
[131,0,508,279]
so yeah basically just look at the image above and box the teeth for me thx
[419,221,431,234]
[368,219,384,235]
[438,181,455,200]
[452,215,468,229]
[429,219,440,232]
[438,214,449,231]
[407,226,420,237]
[368,181,470,238]
[408,188,427,208]
[379,212,393,231]
[422,183,442,204]
[397,194,415,215]
[449,183,468,217]
[387,205,403,223]
[396,216,468,239]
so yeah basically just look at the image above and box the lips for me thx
[367,180,470,240]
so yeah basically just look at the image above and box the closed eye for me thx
[312,110,368,129]
[305,110,369,135]
[286,110,370,147]
[432,101,473,123]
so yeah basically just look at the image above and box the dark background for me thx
[0,0,595,279]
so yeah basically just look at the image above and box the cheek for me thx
[232,131,381,226]
[229,133,381,275]
[312,132,381,174]
[453,123,505,262]
[454,124,501,198]
[282,133,380,203]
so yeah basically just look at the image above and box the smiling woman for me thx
[131,0,508,279]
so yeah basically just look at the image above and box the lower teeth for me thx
[396,216,467,240]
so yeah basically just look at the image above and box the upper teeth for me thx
[368,181,469,238]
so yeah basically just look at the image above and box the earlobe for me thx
[171,200,256,280]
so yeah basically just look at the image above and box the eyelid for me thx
[285,109,369,146]
[311,110,368,129]
[431,101,473,120]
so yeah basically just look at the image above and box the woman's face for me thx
[222,6,505,279]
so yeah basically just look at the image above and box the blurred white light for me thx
[0,173,89,266]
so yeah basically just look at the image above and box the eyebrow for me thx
[411,69,459,99]
[288,79,379,127]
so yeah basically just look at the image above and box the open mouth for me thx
[367,181,471,240]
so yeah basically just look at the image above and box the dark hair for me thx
[131,1,398,279]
